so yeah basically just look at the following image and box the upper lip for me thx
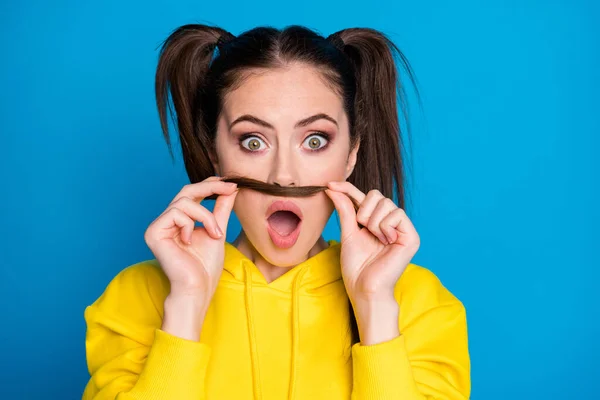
[265,200,304,220]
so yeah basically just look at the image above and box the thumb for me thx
[212,189,239,236]
[325,189,359,240]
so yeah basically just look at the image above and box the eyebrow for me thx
[229,113,338,130]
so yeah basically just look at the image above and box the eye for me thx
[240,135,266,152]
[302,133,329,151]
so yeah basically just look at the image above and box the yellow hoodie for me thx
[83,240,470,400]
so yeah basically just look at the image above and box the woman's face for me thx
[212,63,359,267]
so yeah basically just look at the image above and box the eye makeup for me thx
[302,132,331,152]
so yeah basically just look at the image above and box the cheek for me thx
[217,155,267,181]
[300,193,335,232]
[292,154,349,186]
[313,168,346,186]
[232,191,264,226]
[315,193,335,223]
[315,151,352,182]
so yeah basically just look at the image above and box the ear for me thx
[209,149,221,176]
[345,138,360,180]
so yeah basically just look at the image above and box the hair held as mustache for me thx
[203,175,360,210]
[222,176,325,197]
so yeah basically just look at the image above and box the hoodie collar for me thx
[222,239,342,292]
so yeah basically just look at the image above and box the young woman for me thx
[82,24,471,400]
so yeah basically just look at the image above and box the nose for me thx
[269,148,298,187]
[274,181,295,187]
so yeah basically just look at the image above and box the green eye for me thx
[308,137,320,148]
[241,136,265,151]
[303,134,328,150]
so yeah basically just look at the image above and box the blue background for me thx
[1,0,598,398]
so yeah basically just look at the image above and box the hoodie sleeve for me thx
[82,262,212,400]
[350,264,471,400]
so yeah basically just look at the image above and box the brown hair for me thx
[155,24,419,344]
[223,176,326,196]
[221,176,361,212]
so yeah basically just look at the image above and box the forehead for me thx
[221,64,346,125]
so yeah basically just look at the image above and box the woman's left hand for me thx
[325,181,420,305]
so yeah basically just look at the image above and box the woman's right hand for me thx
[144,176,239,301]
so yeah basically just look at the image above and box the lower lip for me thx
[266,219,302,249]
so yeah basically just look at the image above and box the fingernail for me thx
[216,226,224,237]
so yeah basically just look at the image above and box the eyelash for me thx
[238,132,332,153]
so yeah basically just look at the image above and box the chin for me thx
[266,231,320,267]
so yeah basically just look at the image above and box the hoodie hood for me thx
[222,240,343,292]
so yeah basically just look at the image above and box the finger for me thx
[171,180,238,205]
[354,189,385,228]
[212,189,239,235]
[158,207,196,244]
[203,175,224,182]
[324,189,359,239]
[327,181,366,209]
[380,208,419,247]
[165,197,223,239]
[367,197,398,244]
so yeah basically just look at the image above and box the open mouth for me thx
[267,211,301,236]
[265,201,303,249]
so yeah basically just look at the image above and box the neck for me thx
[232,231,330,283]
